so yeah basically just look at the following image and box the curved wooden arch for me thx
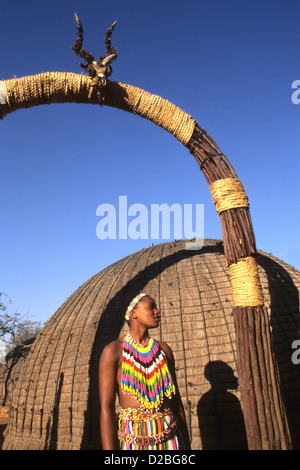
[0,72,292,449]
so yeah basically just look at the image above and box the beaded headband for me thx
[125,293,149,323]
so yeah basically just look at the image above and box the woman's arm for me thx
[160,341,191,450]
[99,342,119,450]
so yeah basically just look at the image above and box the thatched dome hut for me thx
[0,338,35,448]
[2,239,300,450]
[0,339,35,409]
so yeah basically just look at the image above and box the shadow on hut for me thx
[44,372,64,450]
[197,361,248,449]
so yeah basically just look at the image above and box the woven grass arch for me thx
[0,71,293,449]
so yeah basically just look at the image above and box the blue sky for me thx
[1,0,299,325]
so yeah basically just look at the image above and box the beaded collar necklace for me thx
[121,332,175,410]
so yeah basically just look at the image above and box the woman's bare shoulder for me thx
[100,336,126,363]
[156,339,174,363]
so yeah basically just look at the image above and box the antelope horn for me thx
[104,20,118,57]
[73,12,83,49]
[101,53,117,66]
[72,13,94,64]
[74,12,81,28]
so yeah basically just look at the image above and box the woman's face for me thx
[133,296,160,328]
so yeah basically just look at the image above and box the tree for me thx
[0,293,43,360]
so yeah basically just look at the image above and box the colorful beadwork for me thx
[121,333,176,410]
[118,407,179,450]
[125,293,149,323]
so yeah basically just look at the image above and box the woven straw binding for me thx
[229,256,264,307]
[3,73,91,108]
[117,83,196,146]
[210,178,249,215]
[1,73,195,146]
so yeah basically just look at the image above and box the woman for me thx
[99,293,190,450]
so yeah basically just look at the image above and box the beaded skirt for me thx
[118,408,179,450]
